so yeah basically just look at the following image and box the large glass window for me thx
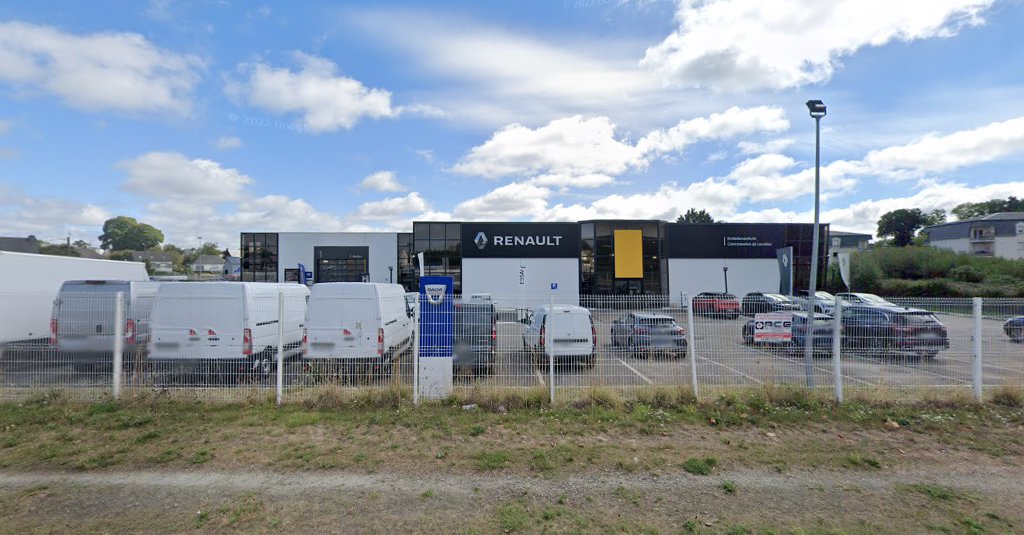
[410,222,462,293]
[582,221,663,295]
[240,232,278,282]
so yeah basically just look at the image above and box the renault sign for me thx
[461,223,579,258]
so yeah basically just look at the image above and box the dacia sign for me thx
[753,312,793,343]
[462,223,579,259]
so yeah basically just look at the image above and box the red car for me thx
[692,292,740,319]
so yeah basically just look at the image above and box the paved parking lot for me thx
[2,310,1021,397]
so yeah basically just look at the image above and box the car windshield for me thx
[815,291,835,300]
[896,312,940,325]
[765,294,790,301]
[858,294,890,304]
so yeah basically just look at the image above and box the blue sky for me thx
[2,0,1024,250]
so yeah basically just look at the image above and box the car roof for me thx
[632,312,674,319]
[846,304,930,314]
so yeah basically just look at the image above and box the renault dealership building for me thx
[240,220,828,301]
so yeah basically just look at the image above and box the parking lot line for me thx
[614,357,654,385]
[695,355,764,384]
[759,350,876,387]
[844,354,972,385]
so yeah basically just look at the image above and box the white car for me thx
[836,292,895,306]
[521,304,596,368]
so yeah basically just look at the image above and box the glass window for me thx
[581,223,594,240]
[445,223,460,240]
[430,223,445,240]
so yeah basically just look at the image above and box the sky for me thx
[2,0,1024,251]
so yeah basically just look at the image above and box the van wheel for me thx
[253,352,274,378]
[583,353,596,369]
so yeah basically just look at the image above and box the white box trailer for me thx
[0,251,148,345]
[147,282,309,376]
[304,283,415,376]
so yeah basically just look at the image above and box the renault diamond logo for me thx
[781,254,789,268]
[474,231,488,250]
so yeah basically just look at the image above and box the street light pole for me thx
[803,100,826,389]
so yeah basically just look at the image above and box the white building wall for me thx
[668,258,778,304]
[277,232,398,283]
[930,238,971,254]
[461,258,579,306]
[994,235,1024,260]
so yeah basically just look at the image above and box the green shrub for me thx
[950,265,985,283]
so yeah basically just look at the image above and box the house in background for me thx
[130,251,175,274]
[190,255,226,279]
[222,257,241,280]
[0,236,40,254]
[921,212,1024,260]
[828,230,871,263]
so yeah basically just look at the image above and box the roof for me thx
[922,212,1024,241]
[828,230,872,237]
[0,236,39,254]
[131,251,174,262]
[923,211,1024,229]
[192,255,225,264]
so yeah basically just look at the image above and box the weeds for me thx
[682,457,717,475]
[474,451,510,471]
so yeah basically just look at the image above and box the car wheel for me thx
[584,353,596,369]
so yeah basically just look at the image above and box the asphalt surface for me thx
[1,309,1021,396]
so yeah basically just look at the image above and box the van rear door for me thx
[550,308,592,357]
[150,296,244,360]
[55,282,128,353]
[307,297,378,359]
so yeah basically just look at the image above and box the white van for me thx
[50,280,160,371]
[521,305,596,368]
[147,282,309,377]
[303,283,415,376]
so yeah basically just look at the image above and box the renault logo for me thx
[474,231,488,250]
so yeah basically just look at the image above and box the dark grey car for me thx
[610,312,686,358]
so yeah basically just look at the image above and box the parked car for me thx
[1004,317,1024,343]
[50,280,160,372]
[148,282,309,378]
[610,312,686,358]
[522,305,596,368]
[795,290,842,314]
[453,294,497,375]
[836,292,895,306]
[304,283,414,378]
[742,311,835,353]
[840,305,949,359]
[740,292,801,315]
[692,292,740,319]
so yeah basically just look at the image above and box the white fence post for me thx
[112,291,124,400]
[548,292,555,405]
[973,297,983,402]
[686,295,698,400]
[276,291,284,406]
[831,295,843,403]
[413,294,421,406]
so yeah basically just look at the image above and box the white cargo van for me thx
[0,251,147,345]
[50,280,160,371]
[147,282,309,377]
[522,305,596,368]
[303,283,414,376]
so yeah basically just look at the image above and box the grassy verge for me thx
[0,386,1021,475]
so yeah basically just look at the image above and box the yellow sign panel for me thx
[614,230,643,279]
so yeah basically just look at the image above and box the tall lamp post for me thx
[803,99,826,388]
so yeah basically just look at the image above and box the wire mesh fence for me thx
[1,288,1022,403]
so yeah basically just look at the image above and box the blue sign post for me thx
[417,276,454,399]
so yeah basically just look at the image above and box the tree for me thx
[72,239,92,249]
[951,196,1024,220]
[98,216,164,251]
[221,248,231,259]
[37,242,80,257]
[675,208,715,223]
[877,209,932,247]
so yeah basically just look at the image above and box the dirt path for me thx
[2,467,1022,534]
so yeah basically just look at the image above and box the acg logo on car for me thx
[754,320,792,329]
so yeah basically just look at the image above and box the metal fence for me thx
[1,291,1022,403]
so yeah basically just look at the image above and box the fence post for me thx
[548,292,555,405]
[973,297,983,402]
[276,291,284,406]
[686,295,698,400]
[112,291,124,400]
[831,295,843,403]
[413,294,420,406]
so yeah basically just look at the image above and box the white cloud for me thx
[117,151,253,201]
[638,106,789,155]
[453,182,552,220]
[0,187,110,242]
[359,171,406,192]
[415,149,435,163]
[864,116,1024,176]
[738,138,794,155]
[0,119,13,134]
[527,173,616,189]
[452,116,646,182]
[227,52,398,133]
[215,136,243,150]
[0,21,203,115]
[642,0,994,91]
[350,192,428,221]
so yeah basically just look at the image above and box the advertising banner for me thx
[753,312,793,343]
[776,246,793,295]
